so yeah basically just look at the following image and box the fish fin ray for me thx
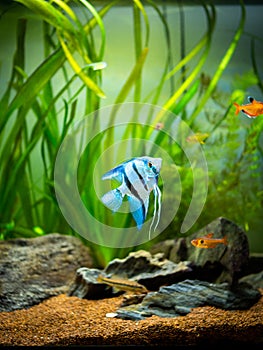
[204,233,213,238]
[102,158,137,181]
[101,188,123,212]
[102,165,124,182]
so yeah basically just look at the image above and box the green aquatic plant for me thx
[1,0,261,267]
[0,0,112,240]
[181,36,263,246]
[187,0,246,126]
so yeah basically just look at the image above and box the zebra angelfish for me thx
[101,156,162,239]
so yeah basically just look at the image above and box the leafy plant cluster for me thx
[0,0,262,266]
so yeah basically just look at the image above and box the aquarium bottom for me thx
[0,291,262,347]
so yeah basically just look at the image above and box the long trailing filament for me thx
[149,184,162,240]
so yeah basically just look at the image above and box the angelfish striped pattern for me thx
[101,156,162,239]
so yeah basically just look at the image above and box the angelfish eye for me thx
[148,162,153,168]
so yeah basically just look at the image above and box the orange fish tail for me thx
[233,102,240,115]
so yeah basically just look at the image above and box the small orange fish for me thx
[186,132,209,145]
[191,233,227,249]
[233,96,263,118]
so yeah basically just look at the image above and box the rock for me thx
[116,279,261,320]
[240,253,263,277]
[150,238,188,263]
[150,217,250,286]
[68,267,115,299]
[69,250,194,299]
[169,238,188,263]
[149,239,174,260]
[105,250,194,291]
[0,233,93,312]
[238,253,263,289]
[239,271,263,289]
[66,235,261,322]
[104,250,163,277]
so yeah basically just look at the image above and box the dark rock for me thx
[150,238,188,263]
[105,250,194,291]
[240,253,263,277]
[150,217,250,286]
[116,279,261,320]
[237,253,263,289]
[68,267,116,299]
[0,233,93,312]
[105,250,163,277]
[169,238,188,262]
[69,250,194,299]
[239,271,263,289]
[149,239,174,260]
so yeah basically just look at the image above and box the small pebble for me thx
[105,312,118,318]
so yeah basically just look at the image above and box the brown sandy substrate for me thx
[0,290,263,347]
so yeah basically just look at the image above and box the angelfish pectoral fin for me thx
[101,188,123,212]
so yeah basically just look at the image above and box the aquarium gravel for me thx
[0,290,262,346]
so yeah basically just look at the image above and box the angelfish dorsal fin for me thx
[101,165,124,182]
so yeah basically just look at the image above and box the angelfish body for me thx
[233,96,263,118]
[191,233,227,249]
[101,156,162,238]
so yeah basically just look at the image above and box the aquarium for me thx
[0,0,263,266]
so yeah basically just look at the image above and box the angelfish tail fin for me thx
[101,188,123,212]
